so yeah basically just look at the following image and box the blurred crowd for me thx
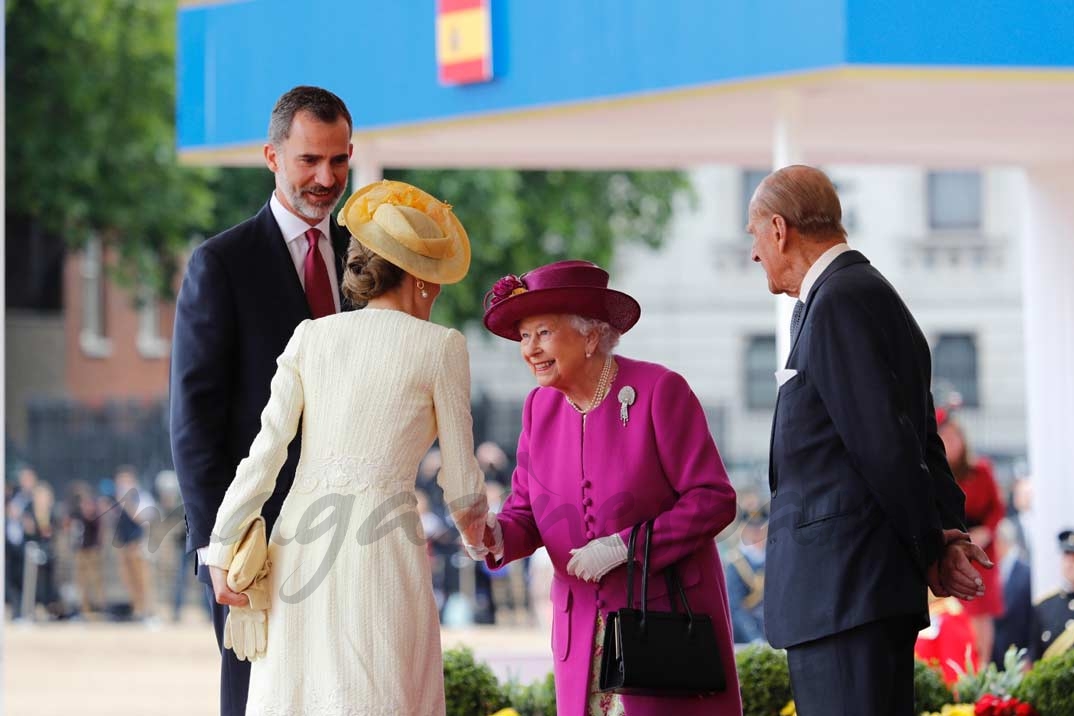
[5,463,201,625]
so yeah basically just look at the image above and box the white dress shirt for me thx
[799,242,853,303]
[270,192,342,313]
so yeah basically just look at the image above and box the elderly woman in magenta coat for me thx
[481,260,742,716]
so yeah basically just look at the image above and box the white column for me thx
[773,92,804,365]
[352,143,383,189]
[1019,164,1074,599]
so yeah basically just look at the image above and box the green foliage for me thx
[914,659,954,713]
[735,644,793,716]
[443,646,506,716]
[1014,648,1074,716]
[5,0,215,298]
[951,646,1029,702]
[387,168,692,329]
[203,167,277,237]
[499,671,557,716]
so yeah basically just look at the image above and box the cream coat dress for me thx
[205,309,488,716]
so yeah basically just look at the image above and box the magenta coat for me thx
[488,356,742,716]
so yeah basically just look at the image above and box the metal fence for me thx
[23,398,174,490]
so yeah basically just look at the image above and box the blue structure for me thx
[177,0,1074,156]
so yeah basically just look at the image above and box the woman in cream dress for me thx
[204,181,489,715]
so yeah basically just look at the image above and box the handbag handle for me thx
[636,520,698,635]
[625,522,643,610]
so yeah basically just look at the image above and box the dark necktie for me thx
[303,228,336,319]
[789,300,805,344]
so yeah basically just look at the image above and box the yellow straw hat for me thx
[337,180,470,284]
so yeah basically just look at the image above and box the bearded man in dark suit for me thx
[170,85,353,716]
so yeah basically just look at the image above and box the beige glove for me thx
[224,606,267,661]
[224,516,271,661]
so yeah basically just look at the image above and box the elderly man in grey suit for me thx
[747,165,992,715]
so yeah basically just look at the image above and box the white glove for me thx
[224,605,267,662]
[567,533,629,582]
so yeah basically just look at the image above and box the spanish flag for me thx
[436,0,493,85]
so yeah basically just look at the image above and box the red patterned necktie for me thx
[303,228,336,319]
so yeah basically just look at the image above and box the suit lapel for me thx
[785,250,869,361]
[257,203,312,319]
[770,249,870,493]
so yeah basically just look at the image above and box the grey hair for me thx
[268,86,352,147]
[567,315,621,355]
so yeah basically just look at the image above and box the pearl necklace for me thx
[565,355,617,415]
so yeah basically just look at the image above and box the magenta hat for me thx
[482,260,641,341]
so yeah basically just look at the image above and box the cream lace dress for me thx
[204,309,488,716]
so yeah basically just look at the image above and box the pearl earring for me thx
[417,280,428,299]
[586,352,592,359]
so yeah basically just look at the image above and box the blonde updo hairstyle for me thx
[342,242,405,307]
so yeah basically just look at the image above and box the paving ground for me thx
[2,616,552,716]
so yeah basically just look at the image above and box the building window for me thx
[136,286,170,359]
[745,335,777,410]
[928,171,982,231]
[933,333,979,407]
[79,236,112,358]
[742,169,768,231]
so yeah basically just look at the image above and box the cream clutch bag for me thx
[226,516,271,611]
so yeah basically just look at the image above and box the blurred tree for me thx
[387,169,692,329]
[5,0,214,299]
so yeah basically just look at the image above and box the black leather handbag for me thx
[598,520,726,696]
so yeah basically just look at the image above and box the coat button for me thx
[583,497,594,507]
[582,480,592,489]
[585,513,596,523]
[586,530,596,539]
[596,599,605,609]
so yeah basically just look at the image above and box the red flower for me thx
[974,694,1037,716]
[485,274,527,308]
[976,694,998,715]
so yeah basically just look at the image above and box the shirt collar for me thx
[798,242,852,304]
[270,191,333,245]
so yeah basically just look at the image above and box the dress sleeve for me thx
[432,329,488,550]
[616,370,739,572]
[203,320,309,569]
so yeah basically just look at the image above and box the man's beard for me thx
[279,170,344,222]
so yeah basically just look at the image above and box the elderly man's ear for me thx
[772,214,789,251]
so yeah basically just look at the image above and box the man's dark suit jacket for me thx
[764,249,967,649]
[169,203,350,561]
[993,556,1035,663]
